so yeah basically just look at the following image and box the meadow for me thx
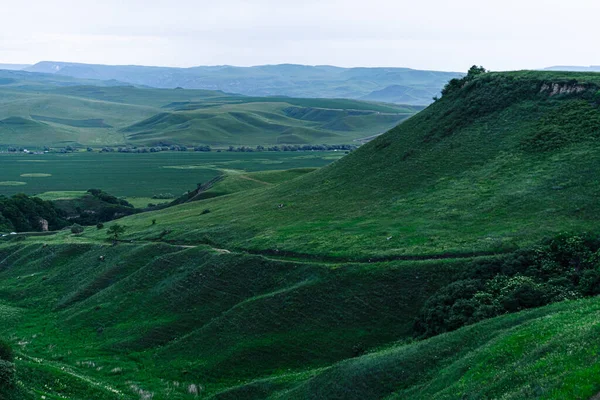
[0,151,345,199]
[0,70,422,148]
[4,70,600,399]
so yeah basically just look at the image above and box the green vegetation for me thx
[0,151,345,198]
[88,70,600,260]
[415,233,600,337]
[3,70,600,398]
[0,69,422,147]
[106,224,126,241]
[0,193,67,232]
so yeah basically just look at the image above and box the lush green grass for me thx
[0,151,344,198]
[223,297,600,399]
[3,71,600,399]
[0,240,466,398]
[92,71,600,259]
[0,73,421,147]
[193,168,318,200]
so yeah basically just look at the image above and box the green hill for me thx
[0,72,421,147]
[2,70,600,399]
[100,70,600,258]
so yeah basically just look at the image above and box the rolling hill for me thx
[3,70,600,399]
[25,62,463,105]
[103,70,600,258]
[0,70,421,147]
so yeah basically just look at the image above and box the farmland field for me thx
[0,151,345,198]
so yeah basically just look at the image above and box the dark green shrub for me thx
[201,209,211,215]
[96,223,104,230]
[0,360,14,388]
[0,340,13,362]
[107,224,126,241]
[70,224,84,234]
[580,269,600,295]
[416,233,600,338]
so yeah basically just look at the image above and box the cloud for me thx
[1,0,600,71]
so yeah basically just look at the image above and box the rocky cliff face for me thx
[540,82,589,96]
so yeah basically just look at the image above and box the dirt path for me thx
[238,175,271,185]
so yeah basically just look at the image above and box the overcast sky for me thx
[2,0,599,72]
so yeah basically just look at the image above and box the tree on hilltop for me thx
[442,65,488,96]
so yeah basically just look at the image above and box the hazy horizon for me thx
[3,0,600,72]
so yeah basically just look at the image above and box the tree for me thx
[107,224,126,241]
[467,65,487,78]
[442,65,488,97]
[70,224,84,234]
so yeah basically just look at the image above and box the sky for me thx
[2,0,599,72]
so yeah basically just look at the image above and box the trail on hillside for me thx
[237,175,272,185]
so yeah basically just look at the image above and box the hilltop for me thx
[106,70,600,257]
[3,70,600,399]
[0,70,421,147]
[24,62,463,105]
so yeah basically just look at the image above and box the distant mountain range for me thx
[545,66,600,72]
[0,63,31,71]
[18,61,463,105]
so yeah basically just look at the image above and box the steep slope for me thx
[215,296,600,399]
[3,70,600,399]
[26,62,463,105]
[102,71,600,258]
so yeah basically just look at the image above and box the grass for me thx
[192,168,318,200]
[0,74,422,147]
[82,71,600,260]
[0,151,345,198]
[244,297,600,399]
[2,70,600,398]
[0,240,466,398]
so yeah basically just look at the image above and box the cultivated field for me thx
[0,151,345,198]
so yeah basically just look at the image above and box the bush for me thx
[96,223,104,230]
[70,224,84,234]
[0,360,14,389]
[415,233,600,337]
[151,193,175,200]
[0,340,13,362]
[201,209,211,215]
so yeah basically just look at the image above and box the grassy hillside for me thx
[3,70,600,399]
[26,62,463,105]
[0,240,465,398]
[219,296,600,399]
[0,72,420,147]
[97,70,600,259]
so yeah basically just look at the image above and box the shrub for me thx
[0,360,14,388]
[70,224,84,234]
[0,340,13,362]
[96,223,104,230]
[107,224,126,241]
[201,209,211,215]
[415,233,600,337]
[151,193,175,199]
